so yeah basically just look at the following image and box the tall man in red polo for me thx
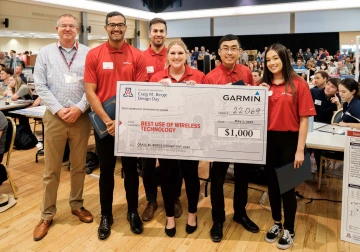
[85,11,148,240]
[205,34,259,242]
[141,17,183,222]
[143,18,167,80]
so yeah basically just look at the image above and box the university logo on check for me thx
[123,88,133,97]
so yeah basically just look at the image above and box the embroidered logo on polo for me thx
[123,62,132,65]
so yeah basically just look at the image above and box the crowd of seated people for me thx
[186,44,359,86]
[0,57,41,128]
[292,47,358,82]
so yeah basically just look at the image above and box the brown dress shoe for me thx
[71,207,93,223]
[34,219,53,241]
[174,198,183,218]
[142,201,158,221]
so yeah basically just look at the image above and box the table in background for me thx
[306,122,346,152]
[9,106,45,119]
[0,99,33,111]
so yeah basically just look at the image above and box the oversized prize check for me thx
[114,81,268,164]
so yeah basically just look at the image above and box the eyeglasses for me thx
[59,24,77,29]
[219,48,239,53]
[107,23,126,30]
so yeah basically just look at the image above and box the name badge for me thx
[64,74,77,84]
[315,99,322,105]
[268,91,273,96]
[146,66,154,73]
[103,62,113,69]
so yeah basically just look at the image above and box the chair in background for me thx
[33,118,42,134]
[331,109,343,124]
[35,119,44,163]
[318,109,344,191]
[3,117,17,199]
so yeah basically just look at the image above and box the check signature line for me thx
[227,114,262,116]
[217,150,260,154]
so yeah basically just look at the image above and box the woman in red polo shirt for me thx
[260,43,316,250]
[150,40,205,237]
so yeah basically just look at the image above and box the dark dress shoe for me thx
[127,211,143,234]
[98,215,113,240]
[186,217,197,234]
[233,215,259,233]
[210,222,223,242]
[165,221,176,237]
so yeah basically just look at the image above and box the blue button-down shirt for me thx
[34,41,90,114]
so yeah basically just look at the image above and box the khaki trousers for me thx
[40,110,91,220]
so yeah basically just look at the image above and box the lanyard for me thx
[56,42,78,70]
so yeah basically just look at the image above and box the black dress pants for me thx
[141,157,157,202]
[180,160,200,213]
[210,161,254,223]
[159,158,179,217]
[95,133,139,216]
[266,131,298,232]
[161,159,200,216]
[142,157,182,203]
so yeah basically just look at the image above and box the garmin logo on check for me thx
[223,92,261,102]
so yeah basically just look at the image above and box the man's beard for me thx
[152,41,164,48]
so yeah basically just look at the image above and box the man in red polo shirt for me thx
[85,11,148,240]
[141,17,183,222]
[143,18,167,80]
[205,34,259,243]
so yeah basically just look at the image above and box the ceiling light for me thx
[33,0,155,20]
[29,33,37,35]
[158,0,360,20]
[31,0,360,21]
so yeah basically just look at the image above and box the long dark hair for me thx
[262,43,299,101]
[339,78,360,99]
